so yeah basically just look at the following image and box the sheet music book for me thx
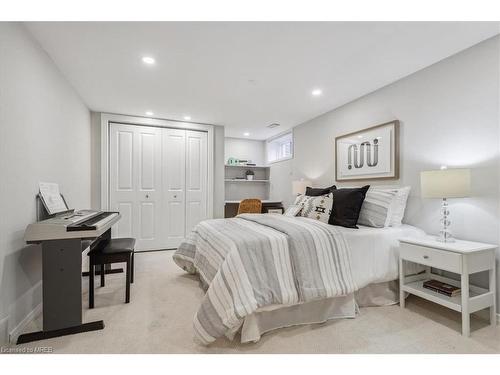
[39,182,68,215]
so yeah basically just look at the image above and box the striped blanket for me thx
[173,214,356,344]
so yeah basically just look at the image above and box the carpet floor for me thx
[10,250,500,354]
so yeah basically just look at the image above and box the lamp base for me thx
[436,234,455,243]
[436,198,454,243]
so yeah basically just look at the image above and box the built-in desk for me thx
[224,200,283,218]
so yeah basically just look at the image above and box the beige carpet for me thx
[9,250,500,354]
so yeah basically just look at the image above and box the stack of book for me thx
[423,279,461,297]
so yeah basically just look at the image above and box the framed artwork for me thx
[335,120,399,181]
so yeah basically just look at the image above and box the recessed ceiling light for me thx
[183,115,191,121]
[145,111,154,116]
[243,132,250,137]
[142,56,155,65]
[311,88,323,97]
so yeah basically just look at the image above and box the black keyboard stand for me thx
[17,227,120,345]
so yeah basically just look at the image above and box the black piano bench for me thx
[87,238,135,309]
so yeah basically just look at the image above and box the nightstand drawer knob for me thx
[423,255,429,259]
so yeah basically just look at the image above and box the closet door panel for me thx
[162,128,186,248]
[115,202,133,238]
[110,123,164,250]
[139,132,156,190]
[136,126,162,249]
[139,202,155,240]
[117,131,134,190]
[110,124,137,239]
[185,130,208,233]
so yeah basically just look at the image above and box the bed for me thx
[173,213,424,344]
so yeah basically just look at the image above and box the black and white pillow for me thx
[298,193,333,223]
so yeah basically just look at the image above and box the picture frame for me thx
[335,120,399,181]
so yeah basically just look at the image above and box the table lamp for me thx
[292,179,311,196]
[420,168,471,243]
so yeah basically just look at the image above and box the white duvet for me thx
[337,224,425,288]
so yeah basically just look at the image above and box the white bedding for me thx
[174,214,425,343]
[338,224,426,289]
[240,223,425,342]
[251,223,425,314]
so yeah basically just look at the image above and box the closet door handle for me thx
[173,195,177,198]
[145,194,149,199]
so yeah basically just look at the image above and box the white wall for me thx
[0,23,91,342]
[270,36,500,308]
[224,137,266,166]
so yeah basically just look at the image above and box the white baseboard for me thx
[9,303,42,344]
[0,316,8,346]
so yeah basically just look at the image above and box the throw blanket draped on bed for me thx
[173,214,356,344]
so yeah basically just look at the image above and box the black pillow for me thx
[328,185,370,228]
[305,185,336,196]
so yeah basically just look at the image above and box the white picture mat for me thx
[336,122,397,181]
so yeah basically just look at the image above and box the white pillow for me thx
[358,188,398,228]
[369,186,411,227]
[387,186,411,226]
[297,193,333,223]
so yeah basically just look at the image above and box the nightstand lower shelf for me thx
[402,276,491,313]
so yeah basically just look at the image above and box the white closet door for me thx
[185,130,208,233]
[109,123,163,250]
[162,128,186,249]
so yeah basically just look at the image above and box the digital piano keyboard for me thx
[25,210,121,242]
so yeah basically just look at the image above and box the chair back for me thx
[237,199,262,215]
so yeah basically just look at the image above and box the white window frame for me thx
[266,130,294,164]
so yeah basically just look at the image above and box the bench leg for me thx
[100,264,105,287]
[89,263,95,309]
[125,256,131,304]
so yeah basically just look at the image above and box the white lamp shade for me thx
[292,179,311,195]
[420,168,471,198]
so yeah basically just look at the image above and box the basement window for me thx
[266,131,293,164]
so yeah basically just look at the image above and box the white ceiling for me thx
[26,22,499,140]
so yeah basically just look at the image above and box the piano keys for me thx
[25,210,120,242]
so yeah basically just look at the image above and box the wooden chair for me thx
[237,199,262,214]
[88,238,135,308]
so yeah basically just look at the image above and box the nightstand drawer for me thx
[400,243,462,273]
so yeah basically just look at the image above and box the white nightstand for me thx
[399,236,497,336]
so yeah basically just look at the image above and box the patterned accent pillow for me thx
[358,188,398,228]
[293,194,307,205]
[284,204,302,217]
[298,193,333,223]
